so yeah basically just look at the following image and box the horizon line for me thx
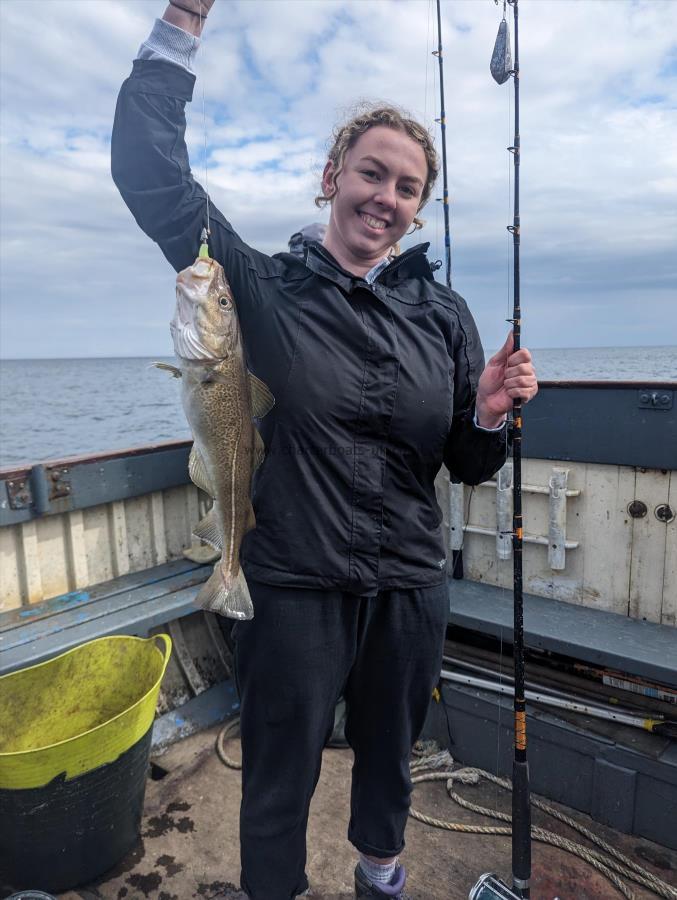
[2,344,677,362]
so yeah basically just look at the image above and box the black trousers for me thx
[232,580,448,900]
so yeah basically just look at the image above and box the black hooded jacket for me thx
[111,59,510,596]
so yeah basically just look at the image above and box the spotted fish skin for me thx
[158,255,273,620]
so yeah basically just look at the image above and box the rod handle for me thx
[511,758,531,894]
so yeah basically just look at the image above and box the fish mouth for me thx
[171,284,215,360]
[175,259,213,291]
[172,284,193,332]
[190,258,214,278]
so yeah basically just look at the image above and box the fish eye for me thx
[219,296,231,308]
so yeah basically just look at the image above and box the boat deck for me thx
[57,723,677,900]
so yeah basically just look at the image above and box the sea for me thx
[1,346,676,468]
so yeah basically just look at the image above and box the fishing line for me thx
[432,20,440,267]
[499,9,514,812]
[507,68,513,323]
[492,0,513,820]
[434,0,452,289]
[424,0,433,126]
[198,1,211,245]
[494,625,504,811]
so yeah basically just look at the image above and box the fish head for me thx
[171,257,241,360]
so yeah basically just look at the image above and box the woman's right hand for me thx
[163,0,216,37]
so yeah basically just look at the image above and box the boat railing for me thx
[1,380,675,622]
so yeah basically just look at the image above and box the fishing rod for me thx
[433,0,452,289]
[433,0,470,583]
[470,2,529,899]
[507,5,530,895]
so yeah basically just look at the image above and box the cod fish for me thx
[155,255,274,620]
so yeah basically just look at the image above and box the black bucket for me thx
[0,634,172,893]
[0,729,152,893]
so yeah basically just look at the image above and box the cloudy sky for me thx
[1,0,676,359]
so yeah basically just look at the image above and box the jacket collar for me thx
[304,241,434,291]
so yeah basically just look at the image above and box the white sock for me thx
[359,854,398,885]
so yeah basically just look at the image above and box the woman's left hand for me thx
[475,331,538,428]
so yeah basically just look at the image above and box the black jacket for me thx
[111,60,509,596]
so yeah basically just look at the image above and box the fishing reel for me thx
[469,873,526,900]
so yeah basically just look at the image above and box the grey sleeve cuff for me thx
[136,18,201,73]
[473,411,507,432]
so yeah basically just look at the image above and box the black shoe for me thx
[354,863,410,898]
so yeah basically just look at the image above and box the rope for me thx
[213,730,676,898]
[216,716,242,769]
[408,752,677,900]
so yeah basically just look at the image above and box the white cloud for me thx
[1,0,676,359]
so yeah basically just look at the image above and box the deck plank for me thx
[0,560,210,675]
[66,509,90,590]
[448,578,677,687]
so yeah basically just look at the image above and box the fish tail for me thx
[193,564,254,621]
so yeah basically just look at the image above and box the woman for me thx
[112,2,538,898]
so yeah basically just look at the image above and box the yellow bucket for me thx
[0,633,172,892]
[0,633,172,788]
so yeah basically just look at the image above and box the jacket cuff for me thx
[473,410,507,433]
[137,17,201,72]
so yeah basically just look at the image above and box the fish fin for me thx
[189,445,215,496]
[192,505,223,550]
[248,371,275,418]
[253,429,266,470]
[194,565,254,620]
[183,545,221,564]
[152,362,182,378]
[245,502,256,533]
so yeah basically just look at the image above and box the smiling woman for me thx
[110,1,537,899]
[322,126,426,271]
[314,107,440,272]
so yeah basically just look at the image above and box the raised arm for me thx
[111,0,275,308]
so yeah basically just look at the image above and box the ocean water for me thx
[1,347,676,468]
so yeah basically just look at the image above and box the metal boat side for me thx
[1,381,674,622]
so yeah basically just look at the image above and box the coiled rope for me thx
[216,716,242,769]
[409,747,677,900]
[214,726,675,898]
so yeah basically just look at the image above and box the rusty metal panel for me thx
[0,440,192,526]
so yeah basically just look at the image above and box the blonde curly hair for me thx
[315,103,439,234]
